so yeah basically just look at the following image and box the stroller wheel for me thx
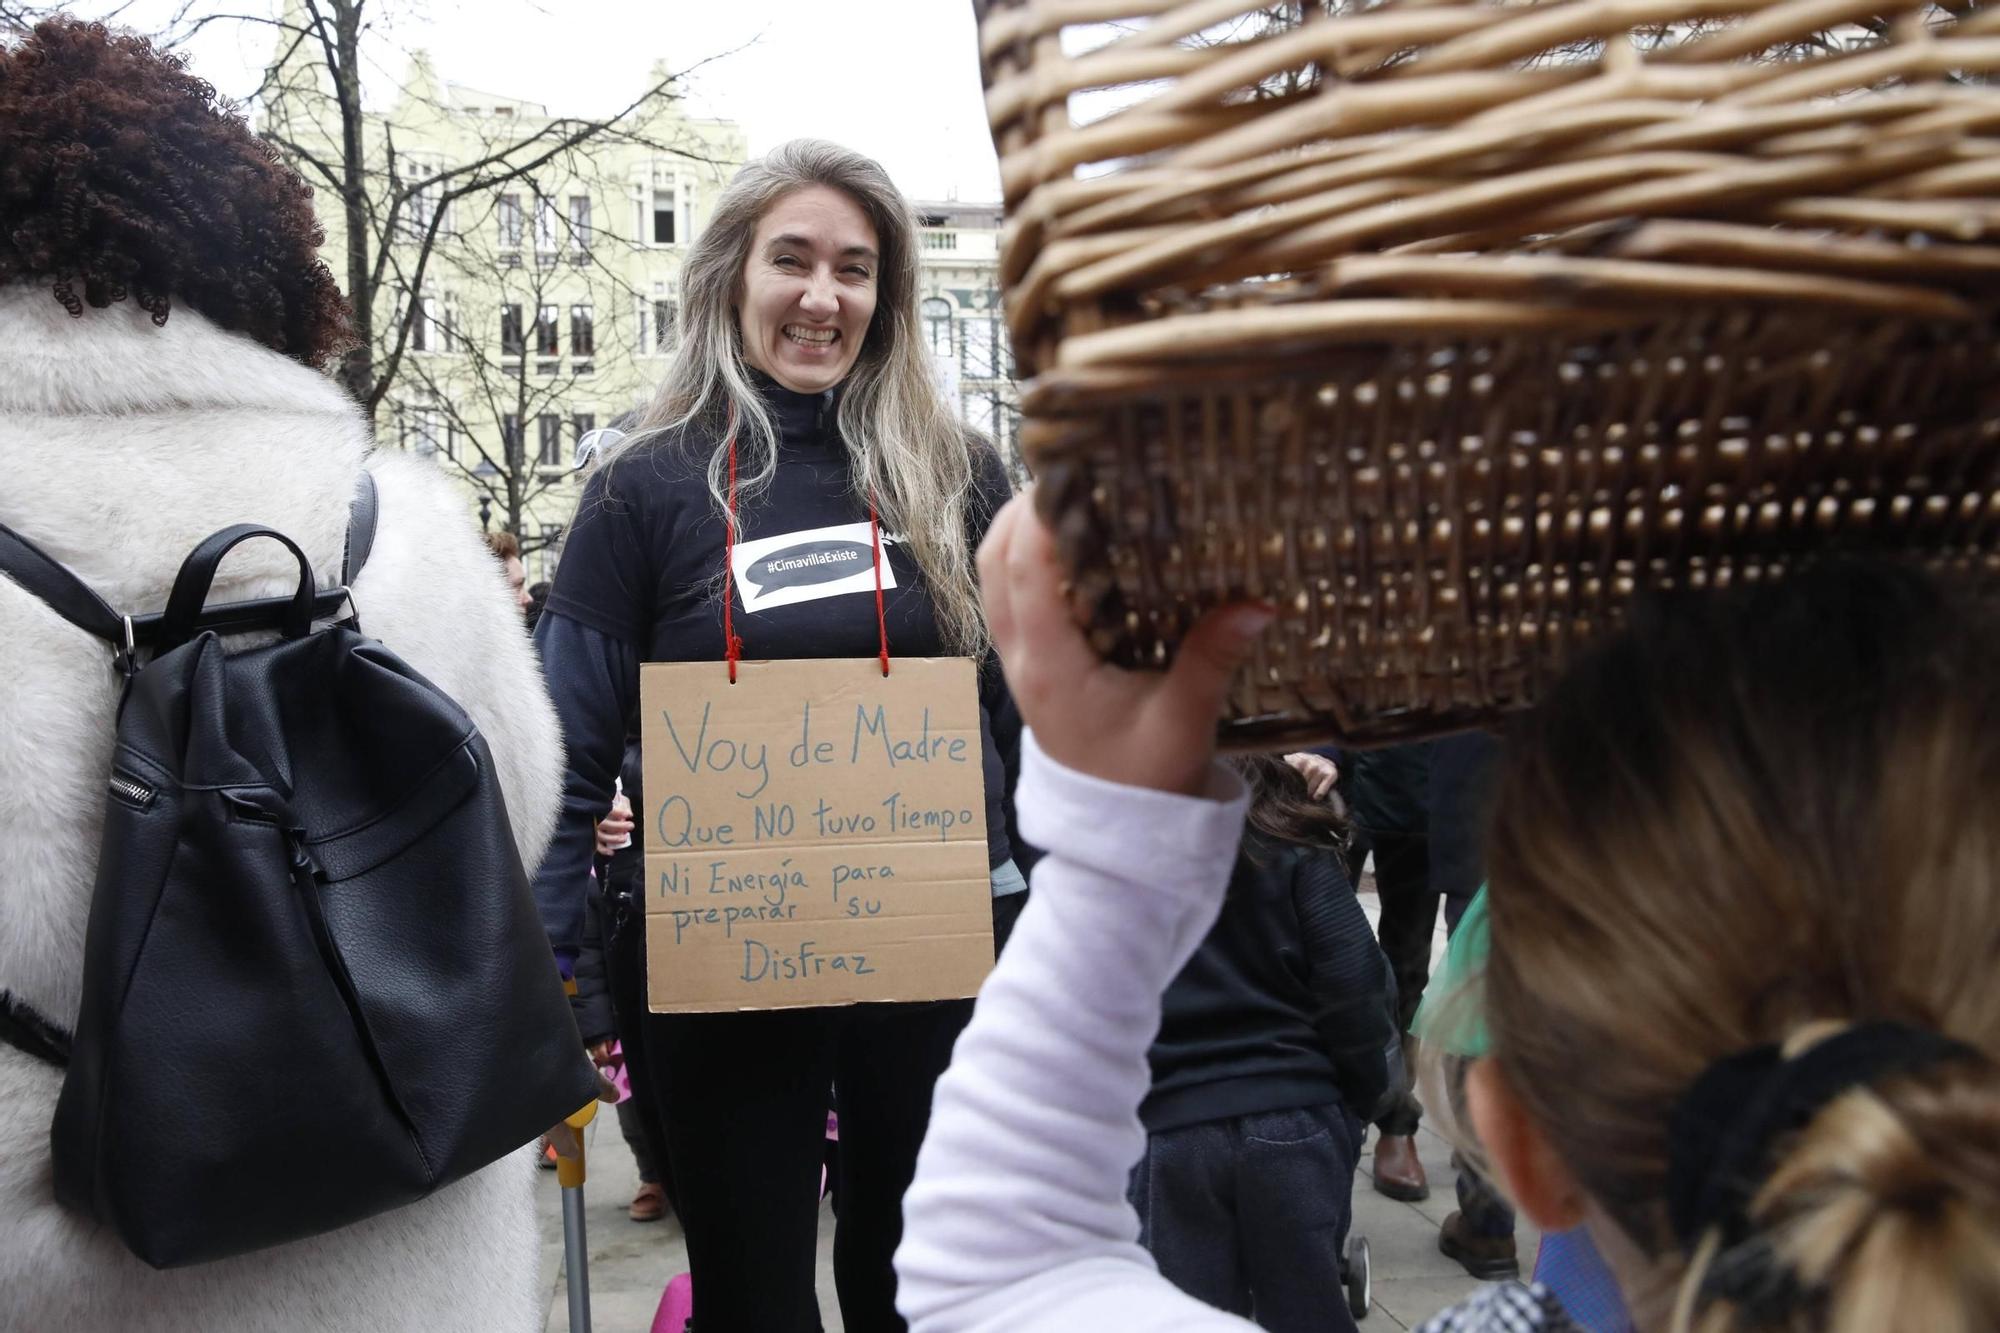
[1345,1234,1371,1319]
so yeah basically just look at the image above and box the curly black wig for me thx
[0,18,352,367]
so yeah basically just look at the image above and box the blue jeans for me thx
[1129,1103,1364,1333]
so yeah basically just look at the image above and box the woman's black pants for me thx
[641,997,972,1333]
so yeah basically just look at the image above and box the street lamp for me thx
[473,457,499,532]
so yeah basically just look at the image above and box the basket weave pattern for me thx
[976,0,2000,745]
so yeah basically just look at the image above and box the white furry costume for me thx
[0,285,564,1332]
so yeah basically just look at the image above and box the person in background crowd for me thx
[1424,732,1520,1280]
[1132,754,1394,1333]
[577,748,678,1223]
[526,579,552,631]
[897,499,2000,1333]
[1324,737,1518,1259]
[1414,893,1634,1332]
[485,529,535,615]
[1343,743,1436,1204]
[532,139,1019,1332]
[0,20,565,1331]
[1284,747,1430,1219]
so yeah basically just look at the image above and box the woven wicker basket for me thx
[975,0,2000,747]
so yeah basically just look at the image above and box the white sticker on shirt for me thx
[729,520,901,614]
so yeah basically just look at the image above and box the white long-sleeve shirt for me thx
[895,732,1258,1331]
[895,733,1574,1333]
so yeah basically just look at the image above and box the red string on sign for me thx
[868,494,890,677]
[721,407,745,683]
[720,409,892,681]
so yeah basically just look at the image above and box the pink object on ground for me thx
[605,1041,632,1105]
[651,1271,693,1333]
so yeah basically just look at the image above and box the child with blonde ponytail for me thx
[1455,557,2000,1333]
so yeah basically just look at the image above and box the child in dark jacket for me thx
[1130,755,1397,1333]
[568,739,677,1222]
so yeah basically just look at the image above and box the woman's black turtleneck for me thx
[530,374,1017,962]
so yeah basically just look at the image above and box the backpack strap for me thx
[1,473,382,656]
[343,470,379,588]
[0,520,128,648]
[1,989,71,1068]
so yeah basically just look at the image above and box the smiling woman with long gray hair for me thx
[530,138,1021,1333]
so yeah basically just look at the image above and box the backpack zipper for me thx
[108,773,157,809]
[283,825,433,1179]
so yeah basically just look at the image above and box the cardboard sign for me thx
[639,657,995,1012]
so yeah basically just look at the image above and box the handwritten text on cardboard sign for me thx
[639,657,994,1013]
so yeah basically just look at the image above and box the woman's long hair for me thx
[605,139,990,656]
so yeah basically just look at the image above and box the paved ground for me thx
[538,882,1532,1331]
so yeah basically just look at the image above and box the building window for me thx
[439,297,459,354]
[921,297,953,359]
[405,288,427,353]
[653,298,677,353]
[535,195,557,265]
[500,303,524,357]
[501,413,523,462]
[568,195,593,257]
[406,288,452,354]
[538,414,563,468]
[401,157,448,241]
[407,404,446,459]
[650,166,678,245]
[498,193,523,249]
[963,315,997,380]
[570,304,595,358]
[402,182,433,241]
[536,303,559,357]
[572,412,596,460]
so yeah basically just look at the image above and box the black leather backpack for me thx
[0,477,598,1267]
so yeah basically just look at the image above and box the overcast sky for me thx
[70,1,1006,203]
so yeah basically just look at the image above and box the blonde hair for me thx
[1480,561,2000,1333]
[606,138,992,656]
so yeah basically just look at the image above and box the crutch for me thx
[559,964,602,1333]
[557,1095,601,1333]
